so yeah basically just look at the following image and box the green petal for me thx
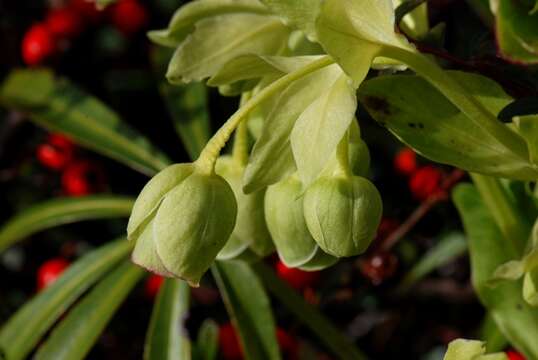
[265,176,319,267]
[127,163,194,241]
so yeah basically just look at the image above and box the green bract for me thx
[166,13,289,84]
[491,217,538,306]
[290,74,357,186]
[442,339,507,360]
[265,175,336,270]
[148,0,270,48]
[215,156,273,259]
[128,164,237,286]
[243,63,343,193]
[316,0,413,84]
[303,175,382,257]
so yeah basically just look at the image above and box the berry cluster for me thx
[394,147,443,201]
[36,133,105,196]
[22,0,147,66]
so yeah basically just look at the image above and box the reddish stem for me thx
[380,169,465,251]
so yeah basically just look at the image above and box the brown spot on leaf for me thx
[362,96,392,116]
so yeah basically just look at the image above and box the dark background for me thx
[0,0,537,358]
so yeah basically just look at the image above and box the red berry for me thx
[408,165,442,200]
[276,328,299,360]
[69,0,103,23]
[36,133,75,170]
[109,0,148,35]
[37,258,70,290]
[21,23,56,66]
[394,147,417,176]
[219,323,243,360]
[61,160,105,196]
[506,350,526,360]
[45,7,83,39]
[276,260,319,291]
[144,274,164,300]
[358,252,398,285]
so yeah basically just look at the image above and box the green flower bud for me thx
[215,156,273,259]
[303,175,382,257]
[265,175,337,269]
[127,164,237,286]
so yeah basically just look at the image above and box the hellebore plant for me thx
[1,0,538,359]
[132,0,538,285]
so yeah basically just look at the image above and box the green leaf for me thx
[145,279,191,360]
[166,13,289,84]
[495,0,538,64]
[316,0,412,84]
[497,97,538,121]
[148,0,270,48]
[453,184,538,359]
[243,63,342,193]
[259,0,321,40]
[0,240,131,360]
[194,319,219,360]
[211,261,280,360]
[359,71,538,180]
[398,232,467,292]
[252,262,367,360]
[0,195,134,253]
[0,69,171,176]
[290,74,356,185]
[34,260,144,360]
[207,55,322,87]
[515,115,538,166]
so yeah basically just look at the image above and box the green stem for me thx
[379,46,529,161]
[195,56,335,174]
[335,130,352,177]
[252,262,368,360]
[470,173,530,254]
[231,93,252,167]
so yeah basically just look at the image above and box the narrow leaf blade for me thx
[0,240,131,360]
[0,195,134,253]
[144,279,191,360]
[0,69,171,176]
[34,260,144,360]
[212,261,280,360]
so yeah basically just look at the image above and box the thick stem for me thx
[470,173,530,255]
[195,56,335,174]
[231,93,252,167]
[379,46,529,161]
